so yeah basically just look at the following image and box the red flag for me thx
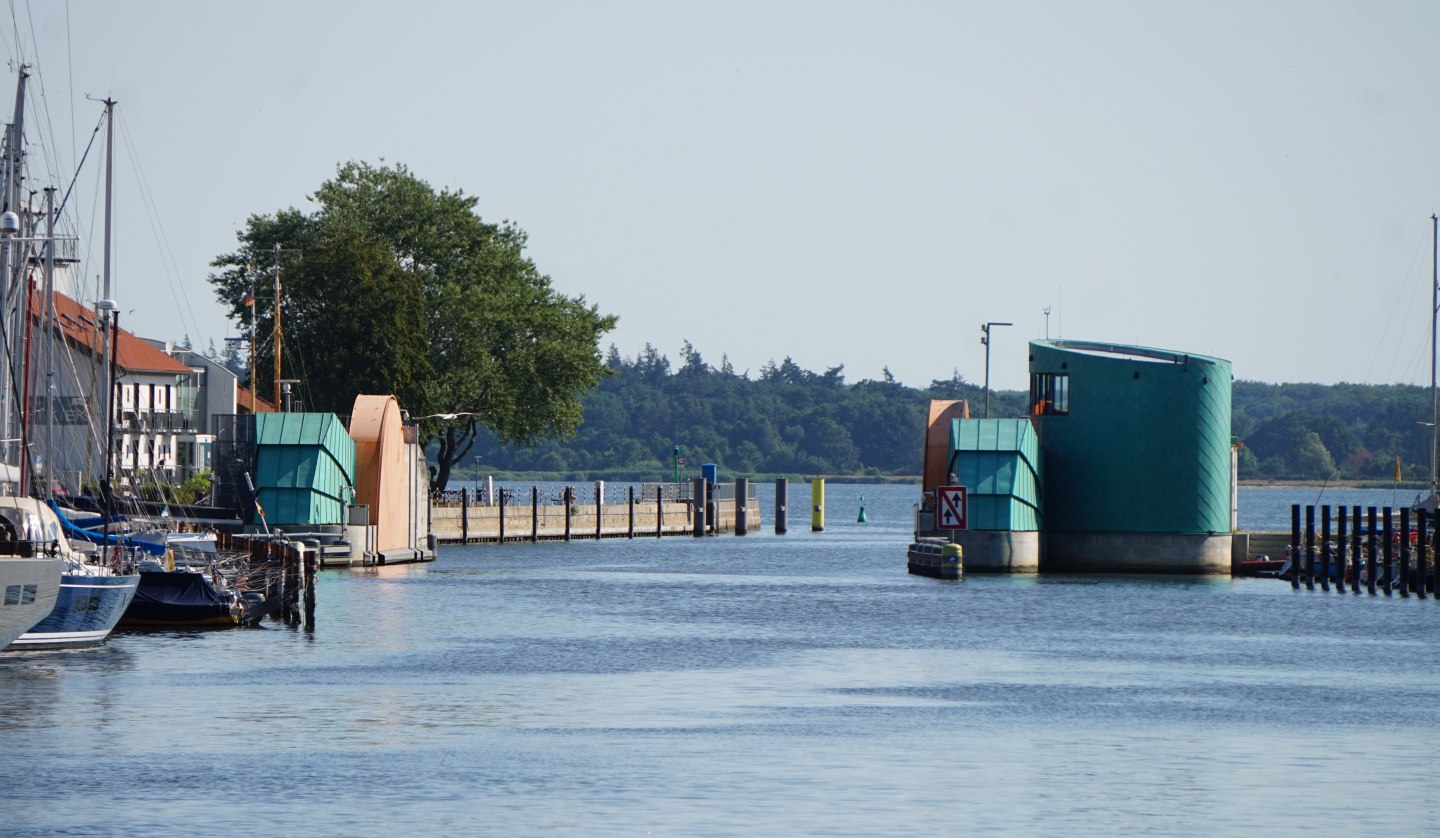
[242,292,255,307]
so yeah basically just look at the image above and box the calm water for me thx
[4,484,1440,836]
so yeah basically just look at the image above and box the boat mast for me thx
[272,242,282,409]
[1431,213,1437,501]
[0,68,27,482]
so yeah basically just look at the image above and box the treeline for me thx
[463,346,1436,484]
[1234,381,1431,482]
[465,343,1027,480]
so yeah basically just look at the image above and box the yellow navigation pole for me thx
[811,477,825,531]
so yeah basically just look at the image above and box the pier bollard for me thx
[1383,507,1394,596]
[531,486,539,543]
[775,478,789,534]
[693,478,707,537]
[812,478,825,532]
[1351,505,1362,594]
[1320,505,1332,592]
[1400,508,1412,597]
[628,486,635,539]
[1367,507,1378,596]
[1296,506,1307,590]
[1305,505,1317,590]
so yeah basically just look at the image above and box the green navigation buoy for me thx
[857,496,868,523]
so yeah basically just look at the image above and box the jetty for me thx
[431,479,763,544]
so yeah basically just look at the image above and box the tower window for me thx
[1030,373,1070,416]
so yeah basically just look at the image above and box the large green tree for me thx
[209,161,617,489]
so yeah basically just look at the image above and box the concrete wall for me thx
[1044,531,1232,574]
[951,530,1041,573]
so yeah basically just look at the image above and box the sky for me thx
[7,0,1440,392]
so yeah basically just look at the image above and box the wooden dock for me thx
[429,482,763,544]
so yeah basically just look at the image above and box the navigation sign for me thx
[936,485,968,530]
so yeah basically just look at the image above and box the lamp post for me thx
[981,321,1012,419]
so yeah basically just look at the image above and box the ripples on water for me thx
[4,484,1440,836]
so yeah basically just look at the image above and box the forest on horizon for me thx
[439,343,1434,485]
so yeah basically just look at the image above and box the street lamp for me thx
[981,321,1012,419]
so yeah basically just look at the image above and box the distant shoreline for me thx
[1239,479,1428,490]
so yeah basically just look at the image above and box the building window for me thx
[1030,373,1070,416]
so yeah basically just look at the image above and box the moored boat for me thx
[0,555,62,650]
[10,569,139,650]
[120,567,251,627]
[2,498,140,651]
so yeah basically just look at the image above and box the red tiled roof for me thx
[236,384,277,413]
[35,289,191,375]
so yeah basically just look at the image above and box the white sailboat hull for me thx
[0,557,62,650]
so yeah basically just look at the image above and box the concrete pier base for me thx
[1043,531,1232,574]
[950,530,1040,573]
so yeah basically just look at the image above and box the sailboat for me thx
[0,67,63,650]
[4,83,138,650]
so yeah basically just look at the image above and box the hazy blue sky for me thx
[11,1,1440,391]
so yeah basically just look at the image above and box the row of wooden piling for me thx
[442,478,795,543]
[1289,504,1437,597]
[220,532,318,626]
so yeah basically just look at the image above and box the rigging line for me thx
[1370,230,1429,385]
[48,108,102,233]
[5,1,19,69]
[116,112,203,344]
[14,0,62,190]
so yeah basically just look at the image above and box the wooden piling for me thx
[627,486,635,538]
[461,487,469,543]
[1367,506,1378,596]
[1418,510,1429,600]
[656,489,663,539]
[775,478,788,535]
[1401,507,1412,597]
[1304,505,1315,591]
[595,482,603,541]
[1330,506,1342,590]
[303,547,317,627]
[564,486,572,542]
[1383,507,1394,596]
[1320,505,1332,592]
[736,477,749,535]
[1290,504,1300,590]
[693,477,707,537]
[283,541,301,623]
[531,486,539,543]
[499,486,506,542]
[1351,505,1362,594]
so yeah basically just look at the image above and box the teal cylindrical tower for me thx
[1028,339,1232,573]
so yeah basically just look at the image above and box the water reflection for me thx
[4,484,1440,836]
